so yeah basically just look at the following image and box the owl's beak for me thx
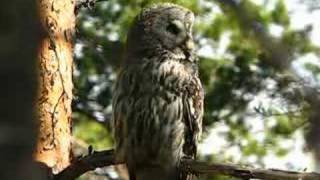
[184,36,194,51]
[182,35,195,62]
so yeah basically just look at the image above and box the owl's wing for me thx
[182,76,204,158]
[112,68,131,162]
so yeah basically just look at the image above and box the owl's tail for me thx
[129,164,191,180]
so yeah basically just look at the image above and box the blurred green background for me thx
[72,0,320,179]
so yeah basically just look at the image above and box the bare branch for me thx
[54,149,320,180]
[54,149,122,180]
[182,159,320,180]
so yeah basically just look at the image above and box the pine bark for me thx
[35,0,75,174]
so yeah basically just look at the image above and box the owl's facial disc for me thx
[166,20,194,61]
[164,19,192,48]
[157,18,195,62]
[134,4,196,62]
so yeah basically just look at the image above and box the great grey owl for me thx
[112,3,203,180]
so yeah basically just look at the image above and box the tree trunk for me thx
[34,0,75,174]
[0,0,42,179]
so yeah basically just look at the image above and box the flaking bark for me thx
[35,0,75,173]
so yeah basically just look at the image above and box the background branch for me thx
[54,149,320,180]
[75,0,108,14]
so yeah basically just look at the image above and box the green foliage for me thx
[73,113,113,150]
[199,58,217,86]
[305,62,320,75]
[73,1,320,178]
[272,0,290,26]
[204,14,229,41]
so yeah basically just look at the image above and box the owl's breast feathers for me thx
[113,57,203,180]
[149,58,204,157]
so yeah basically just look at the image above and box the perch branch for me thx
[54,149,320,180]
[54,149,122,180]
[182,159,320,180]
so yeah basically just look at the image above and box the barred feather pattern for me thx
[112,3,203,180]
[113,54,203,180]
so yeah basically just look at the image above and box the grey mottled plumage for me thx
[112,3,203,180]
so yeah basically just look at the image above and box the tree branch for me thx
[182,159,320,180]
[54,149,122,180]
[54,149,320,180]
[75,0,108,14]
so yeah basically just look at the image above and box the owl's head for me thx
[126,3,195,63]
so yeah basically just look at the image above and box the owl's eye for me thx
[166,20,183,35]
[166,23,181,35]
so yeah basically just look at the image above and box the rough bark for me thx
[0,0,42,179]
[34,0,75,174]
